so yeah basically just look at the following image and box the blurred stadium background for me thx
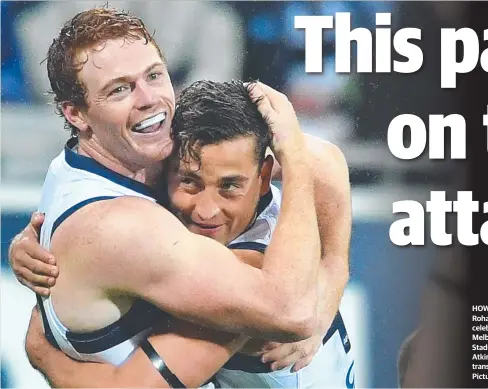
[1,1,466,387]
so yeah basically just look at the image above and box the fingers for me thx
[267,347,315,372]
[17,266,56,287]
[261,343,295,364]
[29,212,45,235]
[270,351,302,371]
[19,249,58,275]
[254,82,285,101]
[10,221,57,294]
[261,337,321,371]
[247,83,276,124]
[21,236,56,266]
[12,251,58,295]
[247,81,288,112]
[18,277,51,297]
[12,248,58,277]
[291,355,314,373]
[261,341,281,351]
[11,216,55,266]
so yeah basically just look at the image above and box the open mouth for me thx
[132,112,166,134]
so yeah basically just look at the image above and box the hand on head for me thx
[246,81,305,163]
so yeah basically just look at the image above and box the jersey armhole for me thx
[51,196,117,238]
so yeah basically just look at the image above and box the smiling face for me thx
[167,137,273,245]
[63,38,175,170]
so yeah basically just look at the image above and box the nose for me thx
[194,190,220,221]
[134,80,158,110]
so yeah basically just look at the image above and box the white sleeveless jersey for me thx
[37,138,169,366]
[218,184,356,388]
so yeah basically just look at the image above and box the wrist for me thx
[279,152,313,182]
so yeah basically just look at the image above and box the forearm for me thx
[308,136,351,331]
[34,350,122,388]
[35,335,249,389]
[271,137,351,278]
[263,146,321,305]
[316,261,349,333]
[45,362,159,389]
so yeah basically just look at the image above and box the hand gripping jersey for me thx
[37,138,170,365]
[216,184,356,388]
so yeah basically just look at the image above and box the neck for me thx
[77,138,163,188]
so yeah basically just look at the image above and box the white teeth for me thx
[134,112,166,131]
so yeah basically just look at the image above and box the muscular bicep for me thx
[89,198,291,341]
[141,231,274,335]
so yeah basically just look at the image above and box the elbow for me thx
[269,295,318,342]
[306,137,347,164]
[285,306,317,341]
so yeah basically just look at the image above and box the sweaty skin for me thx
[20,134,351,387]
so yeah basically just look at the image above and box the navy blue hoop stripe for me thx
[64,138,156,198]
[51,196,117,238]
[140,339,187,388]
[66,300,169,354]
[36,295,61,350]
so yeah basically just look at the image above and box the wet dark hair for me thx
[171,80,270,168]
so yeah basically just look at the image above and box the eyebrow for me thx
[220,175,248,184]
[99,62,164,95]
[178,170,201,181]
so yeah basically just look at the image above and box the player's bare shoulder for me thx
[51,196,186,274]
